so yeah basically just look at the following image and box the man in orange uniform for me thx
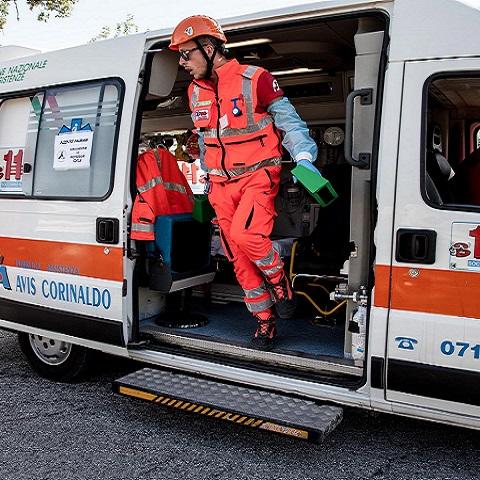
[169,15,322,349]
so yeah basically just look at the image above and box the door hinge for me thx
[331,284,368,304]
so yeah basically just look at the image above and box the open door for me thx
[0,34,146,349]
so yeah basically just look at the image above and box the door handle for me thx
[96,218,119,244]
[396,229,437,264]
[344,88,373,169]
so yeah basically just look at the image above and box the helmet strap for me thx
[195,38,217,79]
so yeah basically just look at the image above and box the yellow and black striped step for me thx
[113,368,342,443]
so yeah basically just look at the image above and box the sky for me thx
[1,0,480,52]
[0,0,327,52]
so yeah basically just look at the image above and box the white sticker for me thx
[450,222,480,271]
[194,108,210,122]
[54,130,94,171]
[219,114,229,131]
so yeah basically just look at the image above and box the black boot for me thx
[251,314,277,350]
[267,274,296,319]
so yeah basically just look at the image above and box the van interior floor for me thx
[139,298,346,360]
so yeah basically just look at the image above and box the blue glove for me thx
[293,159,322,183]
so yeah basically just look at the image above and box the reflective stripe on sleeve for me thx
[138,178,193,201]
[132,223,154,233]
[138,176,163,193]
[164,182,188,195]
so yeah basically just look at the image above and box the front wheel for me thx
[18,332,91,382]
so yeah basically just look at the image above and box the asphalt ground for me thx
[1,329,479,480]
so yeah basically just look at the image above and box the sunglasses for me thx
[179,45,208,61]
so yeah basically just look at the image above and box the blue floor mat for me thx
[144,301,345,359]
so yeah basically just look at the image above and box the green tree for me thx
[0,0,78,31]
[90,13,138,42]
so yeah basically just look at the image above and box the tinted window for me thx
[424,76,480,208]
[33,81,121,198]
[0,79,122,199]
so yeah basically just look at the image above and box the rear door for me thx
[0,35,145,349]
[385,57,480,418]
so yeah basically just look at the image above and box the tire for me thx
[18,332,91,382]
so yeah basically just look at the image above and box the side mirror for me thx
[148,49,179,98]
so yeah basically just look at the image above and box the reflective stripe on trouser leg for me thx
[254,244,284,284]
[243,283,273,313]
[209,182,269,314]
[208,168,281,313]
[224,167,282,282]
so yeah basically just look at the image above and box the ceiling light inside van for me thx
[225,38,272,48]
[271,67,323,76]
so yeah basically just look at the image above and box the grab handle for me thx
[344,88,373,169]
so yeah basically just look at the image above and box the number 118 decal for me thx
[0,148,24,194]
[450,223,480,271]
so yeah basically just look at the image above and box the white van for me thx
[1,0,480,443]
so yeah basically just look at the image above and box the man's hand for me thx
[293,159,321,183]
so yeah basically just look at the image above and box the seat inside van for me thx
[132,13,387,377]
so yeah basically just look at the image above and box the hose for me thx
[289,240,347,317]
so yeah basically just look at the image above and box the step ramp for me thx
[114,367,343,443]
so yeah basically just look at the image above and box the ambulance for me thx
[0,0,479,443]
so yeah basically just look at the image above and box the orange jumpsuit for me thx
[189,59,284,314]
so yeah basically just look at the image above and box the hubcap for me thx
[28,334,72,365]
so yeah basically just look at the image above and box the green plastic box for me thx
[291,163,338,207]
[192,194,216,223]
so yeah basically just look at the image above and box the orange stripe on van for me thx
[375,264,480,318]
[374,265,391,309]
[0,236,123,282]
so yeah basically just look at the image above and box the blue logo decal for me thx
[0,265,12,290]
[395,336,418,351]
[59,118,92,134]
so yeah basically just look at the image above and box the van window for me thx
[473,124,480,150]
[424,75,480,208]
[32,80,121,198]
[0,94,43,195]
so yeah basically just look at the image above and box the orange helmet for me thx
[169,15,227,50]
